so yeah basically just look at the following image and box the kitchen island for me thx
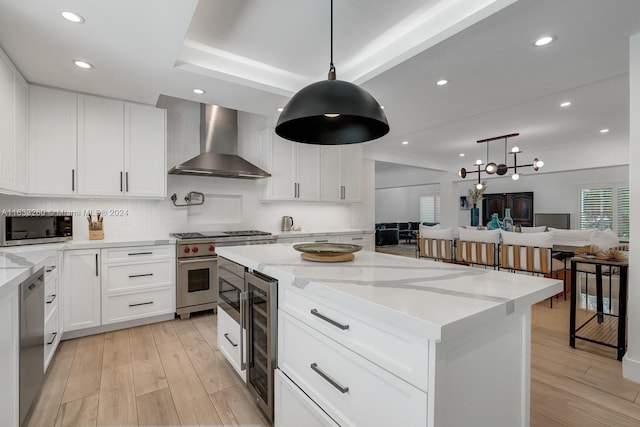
[216,244,562,427]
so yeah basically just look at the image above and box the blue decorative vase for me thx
[470,205,479,227]
[487,213,501,230]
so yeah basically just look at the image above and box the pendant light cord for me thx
[328,0,336,79]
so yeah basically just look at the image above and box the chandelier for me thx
[458,133,544,189]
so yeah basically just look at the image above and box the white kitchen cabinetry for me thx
[217,307,246,379]
[337,233,374,251]
[29,86,78,195]
[0,282,19,427]
[124,103,167,197]
[320,145,362,202]
[63,249,101,332]
[44,254,63,371]
[77,95,125,196]
[261,129,320,201]
[277,232,374,251]
[29,87,166,198]
[275,369,339,427]
[0,49,28,193]
[101,245,175,324]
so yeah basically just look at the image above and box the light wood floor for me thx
[27,296,640,426]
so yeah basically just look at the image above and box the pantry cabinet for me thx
[0,49,28,193]
[29,86,166,198]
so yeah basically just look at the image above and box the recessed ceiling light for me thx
[436,79,448,86]
[277,107,284,112]
[534,35,556,47]
[459,153,465,157]
[402,141,409,145]
[560,101,572,107]
[61,11,84,23]
[72,60,93,69]
[600,128,610,133]
[193,88,205,94]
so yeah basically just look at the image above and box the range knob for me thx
[192,247,199,253]
[184,247,190,254]
[209,245,215,252]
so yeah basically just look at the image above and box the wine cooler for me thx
[245,269,278,422]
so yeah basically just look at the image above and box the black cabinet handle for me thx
[310,308,349,330]
[95,253,99,276]
[46,265,57,273]
[71,169,75,191]
[46,294,57,304]
[47,332,58,345]
[129,301,153,307]
[224,333,238,347]
[120,171,123,192]
[310,363,349,393]
[126,172,129,192]
[128,273,153,278]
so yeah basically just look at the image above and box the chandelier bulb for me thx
[476,182,484,190]
[475,159,483,165]
[512,173,520,181]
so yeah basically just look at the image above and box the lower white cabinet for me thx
[44,255,63,371]
[102,287,174,324]
[275,369,339,427]
[277,232,374,251]
[279,311,428,427]
[63,249,101,332]
[337,233,374,251]
[217,307,246,380]
[0,282,19,427]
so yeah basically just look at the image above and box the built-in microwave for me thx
[1,212,73,246]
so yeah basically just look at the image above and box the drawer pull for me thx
[351,237,363,241]
[315,239,329,243]
[129,301,153,308]
[46,332,58,346]
[128,273,154,278]
[310,308,349,330]
[224,333,238,347]
[310,363,349,394]
[46,265,57,273]
[46,294,57,304]
[128,252,153,256]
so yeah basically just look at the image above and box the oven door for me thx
[218,262,245,324]
[177,256,217,309]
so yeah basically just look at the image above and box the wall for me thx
[623,33,640,383]
[375,184,440,223]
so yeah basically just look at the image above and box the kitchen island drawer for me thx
[102,287,174,324]
[275,369,339,427]
[217,307,245,379]
[102,245,174,263]
[102,261,173,292]
[280,284,429,391]
[279,311,428,427]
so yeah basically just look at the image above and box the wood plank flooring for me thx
[27,296,640,426]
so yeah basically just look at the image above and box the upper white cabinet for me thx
[0,49,28,193]
[124,103,166,197]
[29,87,166,198]
[29,86,78,195]
[77,94,126,196]
[261,129,320,201]
[320,145,362,202]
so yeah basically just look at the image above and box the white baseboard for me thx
[622,353,640,384]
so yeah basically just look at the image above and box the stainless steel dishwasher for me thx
[19,267,44,427]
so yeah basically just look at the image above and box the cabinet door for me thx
[0,286,19,427]
[29,86,78,195]
[269,134,297,199]
[275,369,339,427]
[295,144,320,200]
[77,95,125,196]
[0,52,15,190]
[320,146,341,201]
[124,103,166,197]
[13,74,28,192]
[63,249,101,332]
[340,145,362,202]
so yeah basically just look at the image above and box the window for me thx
[579,185,629,239]
[419,195,440,223]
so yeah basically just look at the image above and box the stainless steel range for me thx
[172,230,276,319]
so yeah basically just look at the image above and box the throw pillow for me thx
[420,227,453,240]
[520,225,547,233]
[589,229,620,249]
[501,230,554,248]
[458,227,500,244]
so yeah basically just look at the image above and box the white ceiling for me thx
[0,0,638,174]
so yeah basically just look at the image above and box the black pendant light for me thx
[275,0,389,145]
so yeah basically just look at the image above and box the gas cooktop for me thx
[172,230,272,240]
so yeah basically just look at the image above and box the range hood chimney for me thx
[168,104,271,179]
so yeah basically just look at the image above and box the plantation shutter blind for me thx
[617,187,629,239]
[420,195,441,223]
[579,188,613,230]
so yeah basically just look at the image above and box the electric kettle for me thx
[281,216,294,232]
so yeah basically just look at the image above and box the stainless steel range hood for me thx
[168,103,270,179]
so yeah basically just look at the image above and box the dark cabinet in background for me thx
[482,192,534,226]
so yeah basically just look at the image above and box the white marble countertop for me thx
[0,236,176,293]
[216,244,562,343]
